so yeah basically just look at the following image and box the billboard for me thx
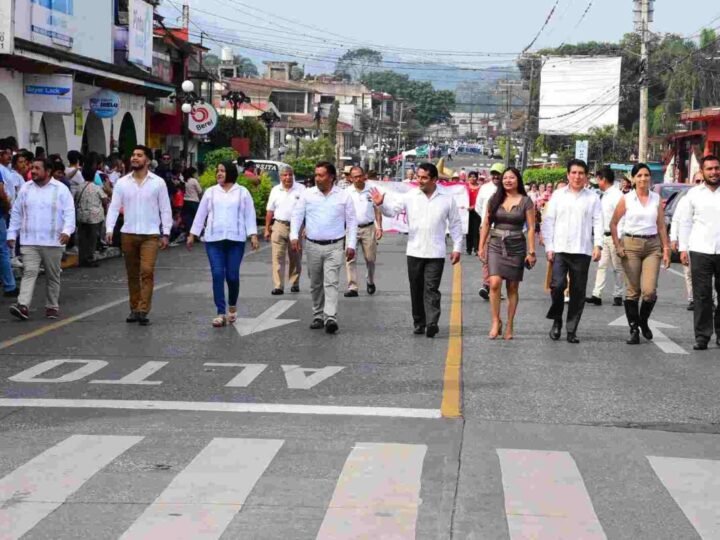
[24,73,74,114]
[29,0,74,49]
[538,56,622,136]
[0,0,13,54]
[128,0,153,69]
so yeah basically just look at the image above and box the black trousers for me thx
[466,210,481,254]
[407,256,445,326]
[78,223,101,264]
[546,252,591,335]
[690,252,720,343]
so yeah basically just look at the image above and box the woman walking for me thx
[610,163,671,344]
[479,167,537,340]
[187,161,259,327]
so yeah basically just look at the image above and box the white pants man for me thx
[591,235,625,302]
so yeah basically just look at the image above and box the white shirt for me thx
[0,164,15,203]
[677,183,720,254]
[601,185,624,233]
[348,184,378,225]
[290,185,357,247]
[669,195,689,243]
[190,184,257,242]
[106,172,173,236]
[266,182,305,222]
[381,187,463,258]
[622,190,660,236]
[474,181,498,221]
[8,179,75,246]
[542,186,603,255]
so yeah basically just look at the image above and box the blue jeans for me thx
[0,217,16,292]
[205,240,245,314]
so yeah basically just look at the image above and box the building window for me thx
[270,92,306,114]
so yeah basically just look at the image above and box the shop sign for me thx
[24,74,73,114]
[188,104,219,135]
[89,89,121,119]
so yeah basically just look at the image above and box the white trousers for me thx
[592,235,625,298]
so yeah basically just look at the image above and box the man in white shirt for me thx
[106,145,172,326]
[371,162,463,338]
[291,161,357,334]
[265,166,305,295]
[475,163,504,299]
[542,159,603,343]
[587,166,625,307]
[345,166,383,298]
[678,154,720,350]
[670,173,704,311]
[7,158,75,320]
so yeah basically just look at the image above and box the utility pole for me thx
[521,56,537,171]
[395,100,404,157]
[635,0,654,162]
[498,80,523,168]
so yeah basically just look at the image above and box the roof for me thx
[227,77,314,93]
[680,107,720,122]
[275,114,353,132]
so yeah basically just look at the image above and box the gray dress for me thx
[488,196,533,282]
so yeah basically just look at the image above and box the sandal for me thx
[227,307,237,324]
[212,315,227,328]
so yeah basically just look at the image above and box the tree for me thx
[285,138,335,177]
[290,65,305,81]
[327,100,340,148]
[207,116,267,156]
[335,48,382,82]
[201,53,258,77]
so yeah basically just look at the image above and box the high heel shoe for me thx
[503,322,514,341]
[489,320,503,339]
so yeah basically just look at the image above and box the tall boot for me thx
[639,300,656,340]
[624,299,640,345]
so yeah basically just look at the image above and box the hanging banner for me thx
[188,103,219,135]
[575,140,589,162]
[24,74,73,114]
[74,106,84,136]
[30,0,74,49]
[88,89,120,119]
[0,0,13,54]
[128,0,153,68]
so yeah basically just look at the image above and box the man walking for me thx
[74,168,108,267]
[265,165,305,295]
[7,158,75,320]
[291,161,356,334]
[542,159,603,343]
[106,145,172,326]
[475,163,504,299]
[371,162,462,338]
[678,154,720,350]
[345,166,382,297]
[587,166,625,307]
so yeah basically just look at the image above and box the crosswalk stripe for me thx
[648,456,720,539]
[497,449,607,540]
[119,438,284,540]
[316,443,427,540]
[0,434,143,540]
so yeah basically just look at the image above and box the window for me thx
[270,92,306,114]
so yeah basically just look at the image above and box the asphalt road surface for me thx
[0,230,718,539]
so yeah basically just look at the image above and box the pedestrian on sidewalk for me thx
[610,163,671,345]
[475,163,504,299]
[265,166,305,295]
[370,162,462,338]
[542,159,603,344]
[182,167,202,235]
[677,154,720,350]
[7,158,75,320]
[188,161,259,328]
[478,167,536,340]
[74,166,108,267]
[290,161,356,334]
[466,171,481,256]
[105,145,172,326]
[345,166,382,298]
[587,166,626,307]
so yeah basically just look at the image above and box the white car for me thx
[240,159,292,185]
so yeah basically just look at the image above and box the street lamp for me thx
[220,90,250,137]
[259,111,280,160]
[286,127,307,159]
[170,79,203,166]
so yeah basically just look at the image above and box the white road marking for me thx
[648,456,720,539]
[91,361,168,385]
[119,438,283,540]
[8,359,108,383]
[317,443,427,540]
[282,365,345,390]
[497,449,607,540]
[0,434,142,540]
[0,398,442,418]
[667,268,686,278]
[233,300,298,336]
[609,315,688,355]
[204,363,268,387]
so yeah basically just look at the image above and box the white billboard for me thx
[538,56,622,136]
[24,74,74,114]
[128,0,153,69]
[0,0,13,54]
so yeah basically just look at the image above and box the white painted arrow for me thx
[234,301,299,336]
[609,316,688,355]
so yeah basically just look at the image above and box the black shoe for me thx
[367,282,376,295]
[290,285,300,293]
[585,296,602,306]
[426,323,439,338]
[687,301,694,311]
[479,286,490,300]
[325,319,339,334]
[137,313,150,326]
[613,297,623,307]
[413,324,426,335]
[3,288,19,298]
[310,318,324,330]
[549,320,562,341]
[126,311,139,323]
[344,290,359,298]
[9,303,29,321]
[693,340,708,351]
[566,333,580,344]
[271,288,284,295]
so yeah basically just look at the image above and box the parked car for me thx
[663,189,689,262]
[236,159,292,185]
[652,182,692,208]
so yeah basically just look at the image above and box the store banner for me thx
[74,106,84,136]
[128,0,153,68]
[0,0,13,54]
[30,0,74,49]
[88,89,120,119]
[24,74,73,114]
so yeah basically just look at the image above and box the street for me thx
[0,232,717,540]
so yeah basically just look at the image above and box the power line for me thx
[523,0,561,54]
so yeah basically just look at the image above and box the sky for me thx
[159,0,717,84]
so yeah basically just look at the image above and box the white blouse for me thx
[190,184,258,242]
[623,191,660,236]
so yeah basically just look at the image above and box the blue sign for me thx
[25,85,71,96]
[89,89,120,119]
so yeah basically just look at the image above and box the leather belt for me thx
[307,237,344,246]
[604,231,612,237]
[358,222,374,228]
[489,229,524,239]
[274,219,290,225]
[624,233,657,239]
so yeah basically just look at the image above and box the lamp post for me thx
[170,80,203,166]
[219,90,250,137]
[286,127,307,159]
[259,111,280,160]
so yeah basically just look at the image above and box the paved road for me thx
[0,232,718,539]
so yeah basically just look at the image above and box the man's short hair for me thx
[32,157,53,172]
[417,162,439,179]
[349,165,365,176]
[701,154,720,168]
[567,159,588,174]
[315,161,336,179]
[133,145,153,160]
[279,165,294,174]
[51,161,65,173]
[595,166,615,183]
[67,150,83,165]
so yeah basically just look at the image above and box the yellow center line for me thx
[441,262,463,418]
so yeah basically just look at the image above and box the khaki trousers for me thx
[346,224,377,291]
[306,241,343,321]
[18,246,64,309]
[592,235,625,298]
[621,235,662,302]
[121,233,160,314]
[271,221,301,290]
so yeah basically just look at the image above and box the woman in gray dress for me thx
[479,167,537,340]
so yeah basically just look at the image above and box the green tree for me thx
[202,53,258,77]
[286,138,335,177]
[207,116,267,157]
[335,48,382,81]
[327,100,340,149]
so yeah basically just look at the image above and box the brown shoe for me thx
[45,307,59,319]
[9,304,30,320]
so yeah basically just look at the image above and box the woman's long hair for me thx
[218,161,239,185]
[487,167,527,224]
